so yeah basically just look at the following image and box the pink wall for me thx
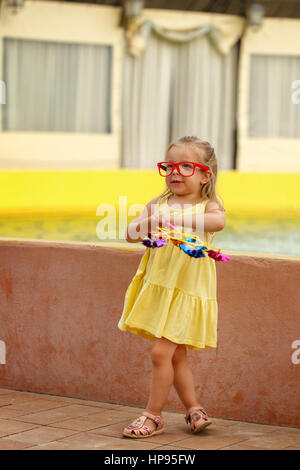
[0,240,299,427]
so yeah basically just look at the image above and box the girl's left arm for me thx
[203,201,226,232]
[160,201,225,233]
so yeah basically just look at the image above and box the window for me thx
[249,54,300,138]
[2,38,112,133]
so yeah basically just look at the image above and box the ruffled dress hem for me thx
[118,275,218,351]
[118,320,217,350]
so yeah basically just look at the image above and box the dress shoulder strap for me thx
[193,199,209,212]
[186,199,210,215]
[156,193,169,206]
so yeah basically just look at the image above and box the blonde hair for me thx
[157,135,225,212]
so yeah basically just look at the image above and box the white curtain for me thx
[2,38,112,133]
[121,33,238,170]
[249,54,300,138]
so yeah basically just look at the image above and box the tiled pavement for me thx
[0,388,299,450]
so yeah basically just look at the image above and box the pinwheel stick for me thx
[151,222,222,253]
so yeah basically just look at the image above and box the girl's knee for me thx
[172,344,187,365]
[151,338,177,366]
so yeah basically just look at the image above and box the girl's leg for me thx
[143,337,178,431]
[172,344,201,411]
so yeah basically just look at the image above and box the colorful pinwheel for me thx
[142,221,230,262]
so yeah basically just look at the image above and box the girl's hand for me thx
[149,213,176,232]
[148,213,163,231]
[162,213,176,228]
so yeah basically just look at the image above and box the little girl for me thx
[118,136,226,439]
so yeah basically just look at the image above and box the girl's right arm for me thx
[126,196,161,243]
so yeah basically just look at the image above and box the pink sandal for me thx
[185,405,212,433]
[122,411,165,439]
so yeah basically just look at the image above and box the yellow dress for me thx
[118,193,218,350]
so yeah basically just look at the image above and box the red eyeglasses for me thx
[157,161,210,177]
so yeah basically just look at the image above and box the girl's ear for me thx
[202,170,212,184]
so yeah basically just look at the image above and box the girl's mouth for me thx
[171,181,183,184]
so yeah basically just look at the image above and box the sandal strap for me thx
[185,406,208,423]
[142,411,164,429]
[126,415,147,430]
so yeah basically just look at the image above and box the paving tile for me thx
[0,394,42,407]
[35,394,123,409]
[0,418,39,436]
[220,443,271,450]
[162,413,186,425]
[27,394,86,403]
[173,434,249,450]
[91,434,163,450]
[212,418,259,427]
[3,426,79,445]
[11,391,44,399]
[0,398,17,407]
[11,404,105,425]
[2,391,44,400]
[0,407,34,419]
[26,441,87,450]
[0,438,34,450]
[58,431,158,450]
[47,411,135,432]
[129,430,189,446]
[227,422,291,434]
[233,432,300,450]
[96,437,181,451]
[6,398,70,413]
[221,438,300,450]
[152,444,191,450]
[216,422,283,440]
[270,427,300,436]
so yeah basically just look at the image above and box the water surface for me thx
[0,215,299,257]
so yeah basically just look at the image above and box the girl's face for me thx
[165,144,212,197]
